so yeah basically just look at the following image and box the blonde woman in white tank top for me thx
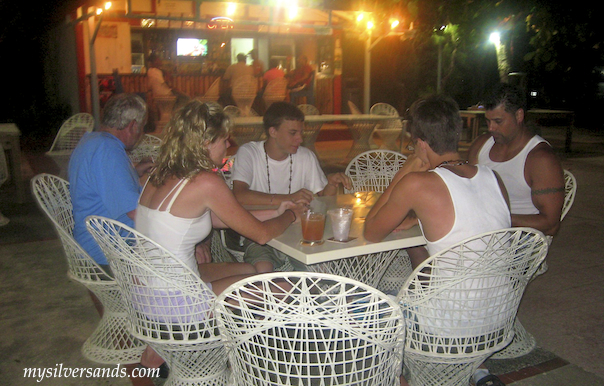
[137,100,305,295]
[136,101,305,372]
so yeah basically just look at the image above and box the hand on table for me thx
[327,172,353,191]
[288,189,313,205]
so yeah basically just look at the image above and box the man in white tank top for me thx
[468,83,565,236]
[364,95,511,386]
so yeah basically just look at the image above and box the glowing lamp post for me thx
[360,14,406,113]
[489,31,509,82]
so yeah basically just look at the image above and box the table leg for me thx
[471,117,480,142]
[305,249,399,287]
[375,129,402,151]
[345,121,377,161]
[302,122,323,157]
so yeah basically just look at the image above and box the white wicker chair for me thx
[199,77,221,103]
[297,104,322,155]
[30,174,146,364]
[344,150,410,291]
[214,272,405,386]
[370,103,405,151]
[86,216,230,386]
[128,134,162,164]
[398,228,549,386]
[345,101,381,159]
[561,169,577,221]
[262,77,288,110]
[344,149,407,194]
[46,113,94,179]
[492,169,577,359]
[232,75,257,115]
[224,105,264,146]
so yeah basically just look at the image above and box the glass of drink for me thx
[301,209,326,246]
[327,208,354,241]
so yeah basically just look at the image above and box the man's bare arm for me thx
[364,174,419,242]
[232,180,313,206]
[512,145,564,236]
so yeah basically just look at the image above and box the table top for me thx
[233,114,402,126]
[0,123,21,136]
[266,193,426,265]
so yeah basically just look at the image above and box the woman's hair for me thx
[408,94,462,155]
[150,100,230,185]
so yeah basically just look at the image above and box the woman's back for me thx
[136,178,212,273]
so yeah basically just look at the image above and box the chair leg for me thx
[405,354,487,386]
[82,312,147,364]
[150,342,230,386]
[490,318,537,359]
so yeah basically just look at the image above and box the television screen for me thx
[177,38,208,57]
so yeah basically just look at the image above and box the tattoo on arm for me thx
[531,186,564,196]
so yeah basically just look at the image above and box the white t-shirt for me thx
[232,141,327,194]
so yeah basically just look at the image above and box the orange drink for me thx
[301,210,326,245]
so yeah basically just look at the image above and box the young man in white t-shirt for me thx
[231,101,352,272]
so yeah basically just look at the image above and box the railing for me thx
[85,73,334,113]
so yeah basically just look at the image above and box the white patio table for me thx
[264,193,425,265]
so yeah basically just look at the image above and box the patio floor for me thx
[1,124,603,385]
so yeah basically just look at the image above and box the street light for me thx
[489,31,508,82]
[489,31,500,46]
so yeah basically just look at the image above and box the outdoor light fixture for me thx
[208,16,234,30]
[390,19,399,29]
[366,20,374,30]
[489,32,501,46]
[104,2,111,10]
[288,4,298,20]
[96,8,103,15]
[356,13,364,22]
[226,2,236,16]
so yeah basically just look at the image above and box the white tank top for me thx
[420,165,511,256]
[136,179,212,276]
[477,135,547,215]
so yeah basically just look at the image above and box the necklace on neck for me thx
[437,159,468,168]
[265,146,293,194]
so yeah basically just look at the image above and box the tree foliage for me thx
[362,0,604,122]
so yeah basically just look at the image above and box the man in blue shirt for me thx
[69,93,152,271]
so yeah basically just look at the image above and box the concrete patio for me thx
[1,123,603,385]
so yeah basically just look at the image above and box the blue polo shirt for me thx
[69,132,141,265]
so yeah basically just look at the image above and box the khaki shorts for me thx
[244,241,308,272]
